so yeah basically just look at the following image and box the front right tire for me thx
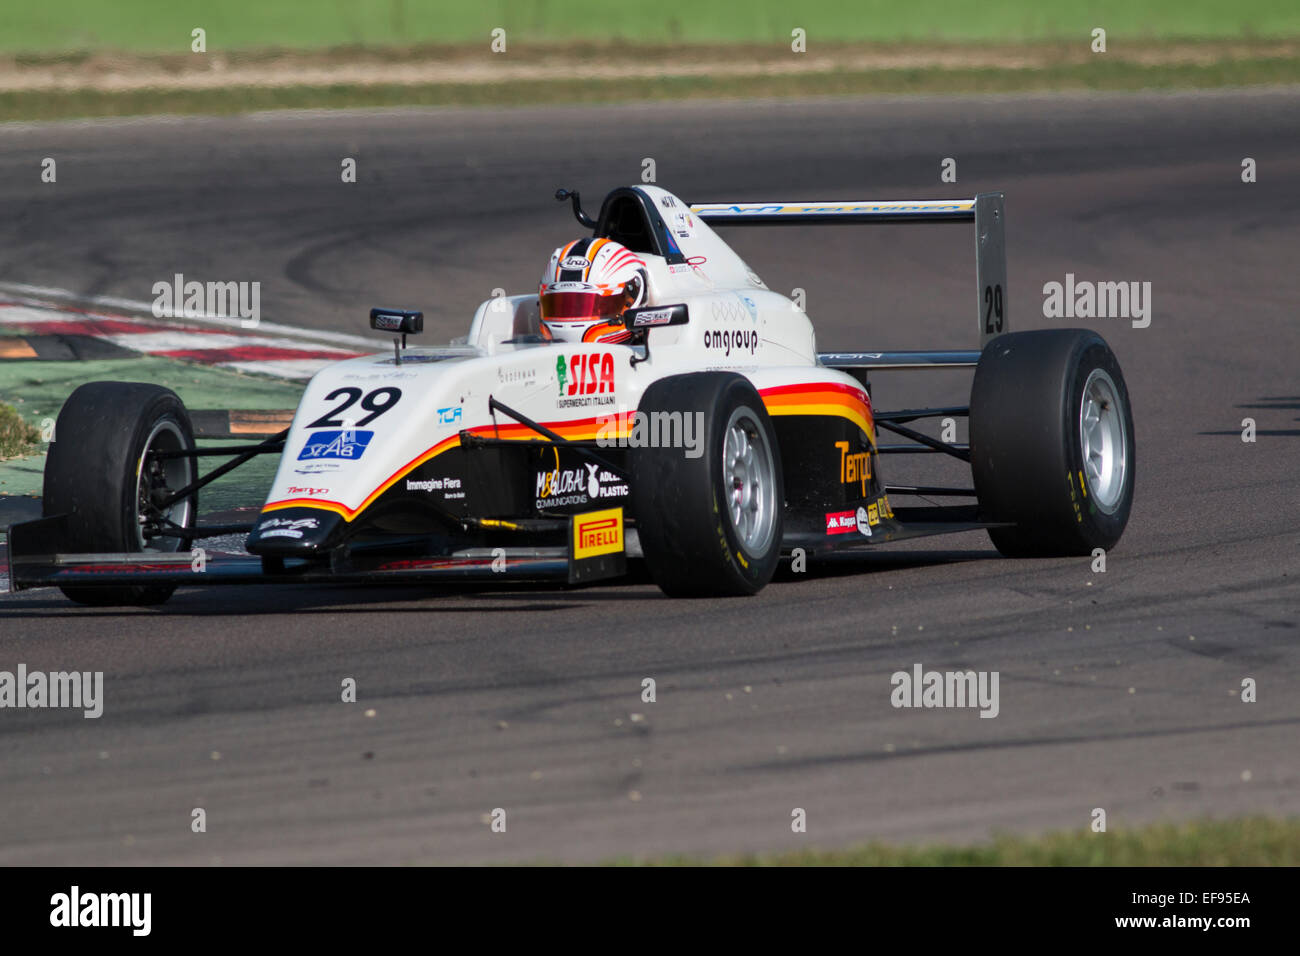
[43,382,197,606]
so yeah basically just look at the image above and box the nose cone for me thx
[246,507,346,555]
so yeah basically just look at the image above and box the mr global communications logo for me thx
[297,429,374,461]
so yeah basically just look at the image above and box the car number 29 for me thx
[306,387,402,428]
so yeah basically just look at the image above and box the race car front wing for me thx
[6,509,628,592]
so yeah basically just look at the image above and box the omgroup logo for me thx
[297,429,374,461]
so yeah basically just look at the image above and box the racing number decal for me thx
[306,387,403,429]
[983,284,1004,335]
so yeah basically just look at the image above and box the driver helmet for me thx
[539,238,647,344]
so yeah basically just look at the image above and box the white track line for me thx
[99,331,359,355]
[219,359,341,380]
[0,282,384,351]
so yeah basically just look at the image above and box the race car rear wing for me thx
[690,192,1006,350]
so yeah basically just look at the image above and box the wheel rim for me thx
[136,420,194,552]
[722,406,777,556]
[1078,368,1128,514]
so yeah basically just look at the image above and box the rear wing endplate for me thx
[690,193,1006,348]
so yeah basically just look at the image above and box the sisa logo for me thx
[835,440,872,496]
[563,353,615,397]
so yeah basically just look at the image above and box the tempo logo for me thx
[50,886,151,936]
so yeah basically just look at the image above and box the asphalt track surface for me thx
[0,90,1297,864]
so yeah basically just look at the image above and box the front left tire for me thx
[630,372,784,596]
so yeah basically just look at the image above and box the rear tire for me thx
[630,373,783,596]
[970,329,1135,557]
[43,382,198,606]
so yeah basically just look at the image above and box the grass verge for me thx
[0,353,302,504]
[5,56,1300,122]
[617,817,1300,865]
[8,1,1300,52]
[0,401,41,458]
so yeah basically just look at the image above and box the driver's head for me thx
[539,238,647,344]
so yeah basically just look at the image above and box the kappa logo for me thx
[297,429,374,461]
[825,510,856,535]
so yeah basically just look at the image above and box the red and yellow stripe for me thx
[760,382,875,442]
[262,413,632,522]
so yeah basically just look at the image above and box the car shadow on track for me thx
[1201,396,1300,437]
[772,548,992,583]
[0,548,996,617]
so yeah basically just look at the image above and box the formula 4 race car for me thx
[8,184,1134,604]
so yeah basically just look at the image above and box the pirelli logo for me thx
[574,507,624,560]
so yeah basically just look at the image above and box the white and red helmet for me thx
[539,238,647,344]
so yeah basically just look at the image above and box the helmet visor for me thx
[540,289,628,322]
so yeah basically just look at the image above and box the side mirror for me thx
[622,303,689,330]
[370,308,424,335]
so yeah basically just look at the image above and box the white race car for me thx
[10,184,1135,604]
